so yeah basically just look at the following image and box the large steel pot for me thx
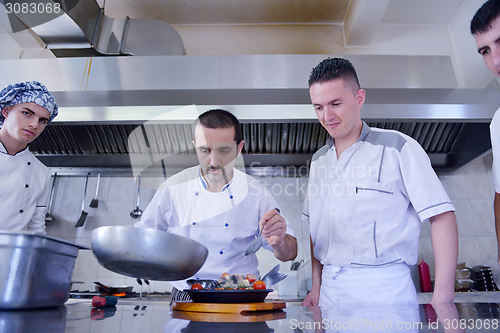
[0,232,89,309]
[91,226,208,281]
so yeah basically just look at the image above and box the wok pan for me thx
[91,226,208,281]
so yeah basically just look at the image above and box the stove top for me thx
[69,290,172,301]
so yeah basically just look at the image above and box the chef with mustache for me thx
[135,109,298,302]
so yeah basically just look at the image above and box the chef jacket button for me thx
[25,184,29,188]
[192,222,196,225]
[219,251,223,255]
[27,162,31,165]
[225,223,228,227]
[229,195,233,199]
[195,192,198,196]
[19,209,24,213]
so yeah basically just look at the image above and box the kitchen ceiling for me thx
[0,0,469,55]
[98,0,463,26]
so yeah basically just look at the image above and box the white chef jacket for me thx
[302,122,454,268]
[0,142,50,234]
[491,108,500,193]
[319,263,418,306]
[135,166,295,291]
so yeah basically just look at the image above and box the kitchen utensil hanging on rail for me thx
[90,173,100,208]
[130,173,143,219]
[44,172,57,226]
[75,173,90,227]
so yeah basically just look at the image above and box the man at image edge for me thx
[471,0,500,267]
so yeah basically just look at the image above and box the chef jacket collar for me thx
[358,121,371,142]
[326,121,371,149]
[0,140,29,156]
[198,167,233,192]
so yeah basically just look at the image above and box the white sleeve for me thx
[491,109,500,193]
[134,182,171,230]
[399,136,454,222]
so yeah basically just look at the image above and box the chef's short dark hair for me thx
[471,0,500,35]
[193,109,243,145]
[308,57,361,94]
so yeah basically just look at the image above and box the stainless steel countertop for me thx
[3,293,500,333]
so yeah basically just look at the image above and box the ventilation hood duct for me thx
[4,0,185,57]
[0,54,498,174]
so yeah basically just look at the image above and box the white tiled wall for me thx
[48,152,498,294]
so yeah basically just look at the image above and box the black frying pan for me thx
[94,281,133,295]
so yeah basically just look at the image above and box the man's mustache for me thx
[207,166,223,172]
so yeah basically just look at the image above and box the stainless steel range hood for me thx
[0,54,498,174]
[2,0,185,56]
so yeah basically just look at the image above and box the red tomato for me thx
[191,283,203,290]
[253,280,266,290]
[221,272,230,279]
[246,274,256,283]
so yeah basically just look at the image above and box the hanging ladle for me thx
[44,172,57,226]
[130,173,143,218]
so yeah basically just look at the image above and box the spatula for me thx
[75,173,90,227]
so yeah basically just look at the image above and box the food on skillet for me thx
[190,272,266,290]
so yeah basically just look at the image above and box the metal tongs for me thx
[261,264,287,288]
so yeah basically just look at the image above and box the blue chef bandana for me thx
[0,81,58,125]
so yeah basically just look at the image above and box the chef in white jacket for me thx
[136,109,298,303]
[0,81,58,234]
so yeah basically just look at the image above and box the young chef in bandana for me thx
[135,109,298,301]
[0,81,58,234]
[301,58,458,307]
[471,0,500,267]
